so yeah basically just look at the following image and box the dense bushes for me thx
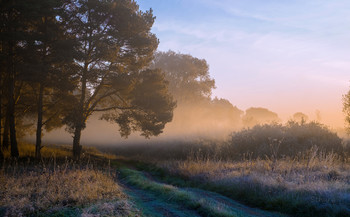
[223,121,345,160]
[108,122,348,161]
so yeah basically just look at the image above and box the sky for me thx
[137,0,350,128]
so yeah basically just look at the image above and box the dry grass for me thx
[2,142,117,160]
[81,200,136,217]
[2,142,72,159]
[162,157,350,193]
[0,165,128,216]
[0,143,135,217]
[157,152,350,216]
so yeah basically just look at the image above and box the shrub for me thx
[223,121,344,160]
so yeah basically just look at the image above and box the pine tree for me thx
[64,0,175,159]
[0,0,28,158]
[21,0,75,159]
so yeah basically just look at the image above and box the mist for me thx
[25,100,348,147]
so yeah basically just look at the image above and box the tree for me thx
[343,88,350,133]
[210,98,243,128]
[292,112,309,123]
[0,48,3,160]
[151,51,242,137]
[0,0,30,158]
[21,0,76,159]
[242,107,280,127]
[152,51,216,102]
[64,0,175,159]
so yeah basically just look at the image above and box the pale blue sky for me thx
[137,0,350,127]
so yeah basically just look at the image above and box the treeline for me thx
[0,0,176,160]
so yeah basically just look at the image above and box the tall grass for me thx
[157,150,350,217]
[2,142,117,160]
[0,143,135,217]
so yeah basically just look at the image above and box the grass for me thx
[2,140,349,217]
[0,143,136,217]
[119,167,282,217]
[152,153,350,217]
[107,122,350,217]
[2,142,117,160]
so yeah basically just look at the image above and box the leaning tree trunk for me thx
[35,83,44,159]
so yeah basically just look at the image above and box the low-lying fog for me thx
[25,102,348,147]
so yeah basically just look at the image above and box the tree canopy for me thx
[0,0,176,159]
[152,50,216,102]
[242,107,280,127]
[62,0,175,158]
[292,112,309,123]
[151,51,242,136]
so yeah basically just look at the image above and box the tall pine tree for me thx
[22,0,75,159]
[64,0,175,159]
[0,0,29,158]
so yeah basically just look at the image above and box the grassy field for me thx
[0,143,289,217]
[154,154,350,217]
[1,141,349,217]
[107,130,350,217]
[0,143,137,216]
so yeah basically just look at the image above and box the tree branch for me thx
[86,89,119,114]
[93,106,134,112]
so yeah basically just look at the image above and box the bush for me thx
[223,121,344,160]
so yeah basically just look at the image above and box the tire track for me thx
[118,175,202,217]
[117,167,287,217]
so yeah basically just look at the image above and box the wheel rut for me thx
[118,174,202,217]
[117,167,287,217]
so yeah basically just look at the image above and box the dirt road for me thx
[117,167,286,217]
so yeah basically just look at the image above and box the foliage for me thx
[102,69,176,138]
[223,122,344,160]
[152,50,216,102]
[292,112,309,123]
[151,51,242,135]
[242,107,280,127]
[343,88,350,133]
[61,0,175,158]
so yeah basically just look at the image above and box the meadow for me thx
[1,122,349,217]
[0,144,138,216]
[109,122,350,217]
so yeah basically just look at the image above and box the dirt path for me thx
[119,175,202,217]
[117,167,287,217]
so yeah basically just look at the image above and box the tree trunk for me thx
[2,115,9,150]
[8,76,19,158]
[8,40,19,158]
[72,64,87,160]
[35,83,44,159]
[73,126,82,160]
[0,75,3,160]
